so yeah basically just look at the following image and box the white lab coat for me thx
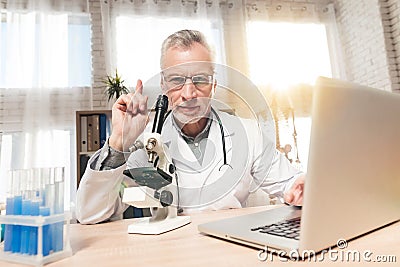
[76,110,301,224]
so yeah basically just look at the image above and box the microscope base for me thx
[127,216,191,235]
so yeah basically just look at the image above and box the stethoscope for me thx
[163,107,232,171]
[163,106,233,213]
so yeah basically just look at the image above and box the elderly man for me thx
[76,29,304,224]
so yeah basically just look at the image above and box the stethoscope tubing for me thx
[163,107,229,168]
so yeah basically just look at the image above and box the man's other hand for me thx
[284,174,305,206]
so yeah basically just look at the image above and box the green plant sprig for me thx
[104,69,130,102]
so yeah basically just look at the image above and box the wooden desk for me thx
[1,206,399,266]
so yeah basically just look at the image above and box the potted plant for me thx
[104,69,130,102]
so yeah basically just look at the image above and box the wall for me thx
[88,0,108,109]
[383,0,400,92]
[334,0,400,92]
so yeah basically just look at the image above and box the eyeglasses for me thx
[162,74,214,90]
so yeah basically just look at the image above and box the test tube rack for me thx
[0,212,72,266]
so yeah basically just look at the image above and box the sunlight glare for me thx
[247,22,332,90]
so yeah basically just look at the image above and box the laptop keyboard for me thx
[251,217,301,240]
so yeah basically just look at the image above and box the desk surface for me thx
[1,206,400,266]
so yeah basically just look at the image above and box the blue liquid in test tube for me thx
[28,167,46,255]
[20,199,31,254]
[11,195,22,253]
[53,168,64,252]
[28,200,40,255]
[39,206,51,256]
[4,196,14,252]
[45,181,55,253]
[20,169,34,254]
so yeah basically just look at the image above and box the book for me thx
[91,115,100,151]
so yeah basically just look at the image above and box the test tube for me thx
[43,167,55,255]
[20,170,33,254]
[4,170,15,252]
[39,205,51,256]
[40,168,50,208]
[28,168,43,255]
[53,167,64,252]
[10,170,23,253]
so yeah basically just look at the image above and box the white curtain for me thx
[244,1,341,171]
[244,1,341,84]
[0,0,91,210]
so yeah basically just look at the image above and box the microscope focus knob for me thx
[168,164,175,174]
[160,190,173,207]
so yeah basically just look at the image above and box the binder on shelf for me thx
[80,116,88,152]
[99,114,107,148]
[87,115,94,151]
[76,110,112,188]
[91,115,100,151]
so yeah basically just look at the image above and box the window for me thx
[0,10,91,210]
[68,15,91,87]
[247,22,332,170]
[247,21,331,88]
[0,12,91,88]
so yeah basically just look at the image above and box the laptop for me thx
[198,76,400,255]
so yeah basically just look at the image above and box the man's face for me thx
[161,43,215,125]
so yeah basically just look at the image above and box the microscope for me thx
[122,95,191,234]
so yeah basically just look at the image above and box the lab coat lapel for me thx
[161,116,202,171]
[193,111,234,184]
[195,120,222,182]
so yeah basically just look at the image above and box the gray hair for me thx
[160,29,214,69]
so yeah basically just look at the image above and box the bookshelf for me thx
[76,110,112,188]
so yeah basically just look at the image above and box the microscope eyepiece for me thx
[152,95,169,134]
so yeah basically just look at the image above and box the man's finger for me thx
[295,195,303,206]
[284,191,294,204]
[115,93,133,109]
[114,93,133,112]
[135,79,143,95]
[139,95,148,113]
[115,103,127,112]
[128,101,139,115]
[292,189,302,204]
